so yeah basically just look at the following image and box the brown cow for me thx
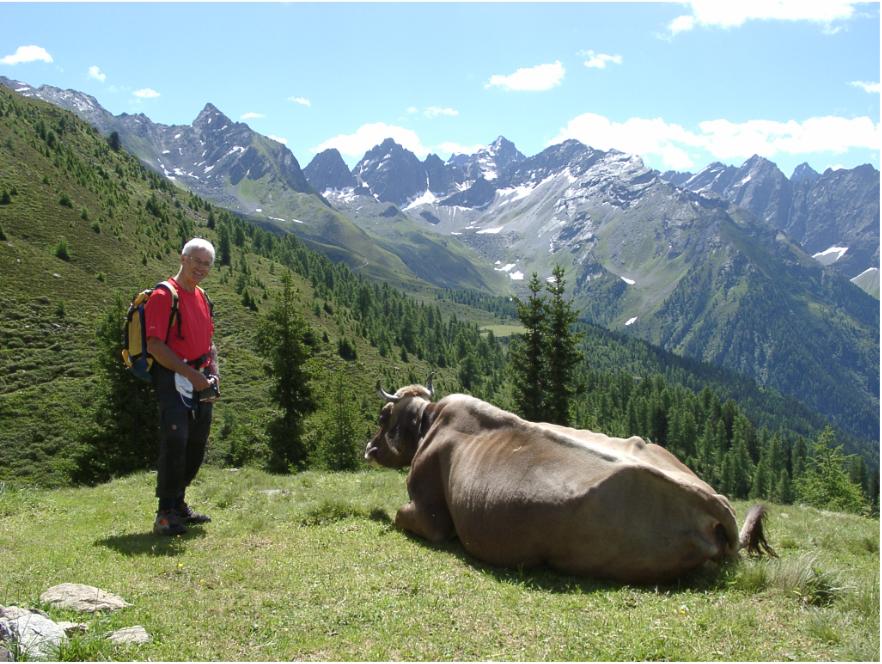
[365,377,774,584]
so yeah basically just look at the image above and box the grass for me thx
[0,467,878,661]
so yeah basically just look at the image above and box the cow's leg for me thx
[395,500,454,543]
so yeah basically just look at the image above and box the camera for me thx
[198,374,220,403]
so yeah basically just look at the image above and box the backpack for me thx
[121,281,214,381]
[121,281,180,382]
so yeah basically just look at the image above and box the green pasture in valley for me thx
[1,467,877,661]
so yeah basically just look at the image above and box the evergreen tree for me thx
[794,427,868,514]
[307,368,365,471]
[108,131,121,152]
[544,265,582,425]
[256,272,315,472]
[511,272,548,421]
[217,224,232,266]
[73,297,159,483]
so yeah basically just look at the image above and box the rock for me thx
[56,621,88,635]
[106,626,151,645]
[0,605,67,660]
[0,644,11,661]
[39,584,130,613]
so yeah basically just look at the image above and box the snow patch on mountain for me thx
[812,246,849,265]
[405,189,438,210]
[625,317,638,326]
[621,276,635,285]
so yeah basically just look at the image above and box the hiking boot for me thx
[177,501,211,525]
[153,509,187,536]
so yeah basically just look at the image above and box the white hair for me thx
[182,238,216,262]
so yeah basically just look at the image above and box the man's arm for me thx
[147,337,211,391]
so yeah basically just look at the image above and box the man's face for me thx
[181,248,213,284]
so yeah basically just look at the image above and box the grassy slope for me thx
[0,88,466,486]
[0,467,878,661]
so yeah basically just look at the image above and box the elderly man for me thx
[144,238,219,536]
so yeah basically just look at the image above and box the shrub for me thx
[54,238,70,261]
[58,193,73,208]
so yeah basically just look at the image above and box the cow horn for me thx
[376,380,401,403]
[426,371,435,398]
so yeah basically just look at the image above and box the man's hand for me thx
[189,369,211,392]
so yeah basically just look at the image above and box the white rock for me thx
[106,625,151,645]
[0,606,67,660]
[40,583,131,613]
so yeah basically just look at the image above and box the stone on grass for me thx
[40,583,130,613]
[57,621,88,635]
[0,605,67,660]
[0,644,12,661]
[106,626,151,645]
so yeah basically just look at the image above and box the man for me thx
[144,238,219,536]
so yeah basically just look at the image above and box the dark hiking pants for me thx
[152,365,213,507]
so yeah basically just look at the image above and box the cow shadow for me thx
[400,530,734,595]
[94,527,206,557]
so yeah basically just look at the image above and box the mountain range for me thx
[1,75,877,442]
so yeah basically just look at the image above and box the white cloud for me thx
[549,112,880,170]
[406,106,419,115]
[1,45,53,65]
[579,50,623,69]
[288,96,311,107]
[698,116,880,159]
[88,65,106,82]
[485,61,565,92]
[438,141,485,157]
[240,112,265,120]
[850,80,881,94]
[133,88,160,99]
[549,113,700,169]
[312,123,428,159]
[267,135,288,145]
[668,0,857,35]
[424,106,459,119]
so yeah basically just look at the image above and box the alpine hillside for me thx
[0,76,506,294]
[661,156,880,291]
[314,138,879,442]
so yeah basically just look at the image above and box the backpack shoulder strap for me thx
[197,286,214,318]
[154,280,180,341]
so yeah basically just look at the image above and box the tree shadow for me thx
[94,527,206,557]
[396,528,734,595]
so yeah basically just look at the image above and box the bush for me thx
[54,238,70,261]
[58,193,73,208]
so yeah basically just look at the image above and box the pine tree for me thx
[794,427,868,514]
[256,272,315,472]
[217,224,232,266]
[307,368,365,471]
[73,297,159,483]
[511,272,548,421]
[544,265,582,425]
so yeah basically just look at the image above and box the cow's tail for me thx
[738,504,777,557]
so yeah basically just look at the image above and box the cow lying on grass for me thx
[365,377,774,584]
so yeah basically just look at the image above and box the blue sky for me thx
[2,2,879,177]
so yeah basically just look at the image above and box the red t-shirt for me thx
[144,277,214,364]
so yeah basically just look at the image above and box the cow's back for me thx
[423,396,738,582]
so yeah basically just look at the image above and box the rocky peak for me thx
[304,148,356,191]
[791,162,819,184]
[193,103,234,133]
[354,139,427,206]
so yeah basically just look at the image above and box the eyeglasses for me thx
[186,255,214,269]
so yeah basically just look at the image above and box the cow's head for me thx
[364,374,435,469]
